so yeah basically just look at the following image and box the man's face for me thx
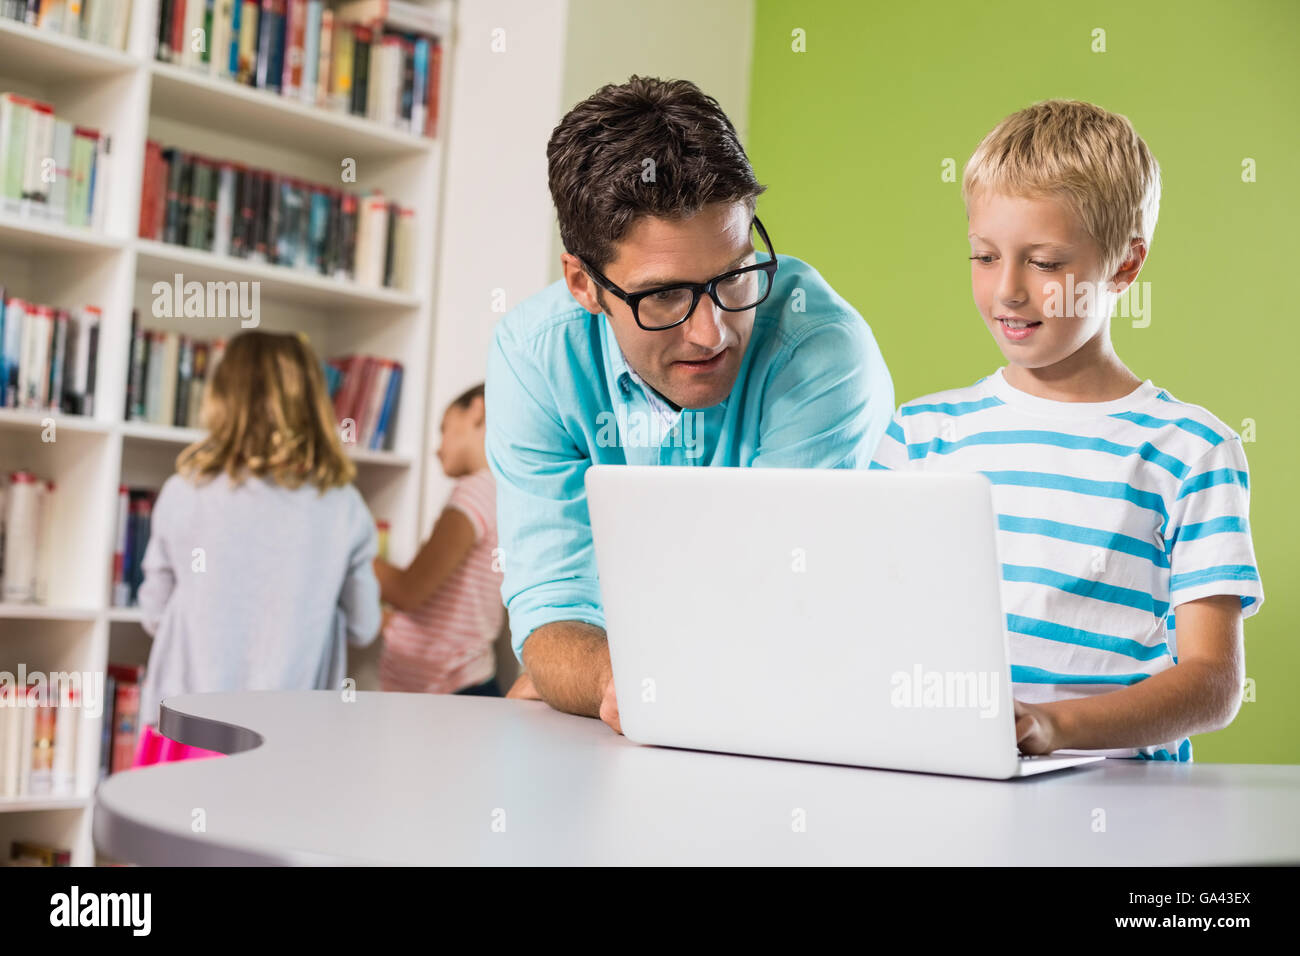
[562,202,758,410]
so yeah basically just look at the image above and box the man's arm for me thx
[485,318,613,723]
[1015,594,1245,753]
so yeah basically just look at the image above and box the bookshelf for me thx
[0,0,455,865]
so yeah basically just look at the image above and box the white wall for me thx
[424,0,573,525]
[550,0,756,280]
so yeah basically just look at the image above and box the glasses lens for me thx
[638,287,696,329]
[715,265,772,311]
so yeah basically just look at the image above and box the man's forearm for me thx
[521,620,611,718]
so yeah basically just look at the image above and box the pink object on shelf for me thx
[131,724,225,767]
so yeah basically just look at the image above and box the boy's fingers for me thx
[1015,713,1037,744]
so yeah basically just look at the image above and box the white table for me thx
[93,691,1300,865]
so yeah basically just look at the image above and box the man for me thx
[486,76,893,733]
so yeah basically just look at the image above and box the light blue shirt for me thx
[486,254,894,658]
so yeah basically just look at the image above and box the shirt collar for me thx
[600,312,730,413]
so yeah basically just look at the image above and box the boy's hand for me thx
[1014,699,1063,755]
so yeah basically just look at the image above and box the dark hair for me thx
[547,76,765,270]
[449,383,485,412]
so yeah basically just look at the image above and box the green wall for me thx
[745,0,1298,763]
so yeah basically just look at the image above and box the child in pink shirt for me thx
[374,384,505,695]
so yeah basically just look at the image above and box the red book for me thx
[138,140,162,239]
[283,0,308,96]
[109,682,140,774]
[344,356,376,433]
[424,39,441,137]
[170,0,187,62]
[331,355,362,430]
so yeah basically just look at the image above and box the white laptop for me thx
[584,465,1104,779]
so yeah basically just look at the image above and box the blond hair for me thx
[177,331,355,491]
[962,100,1161,275]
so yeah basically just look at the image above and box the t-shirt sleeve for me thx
[1167,435,1263,618]
[868,409,912,471]
[445,472,493,543]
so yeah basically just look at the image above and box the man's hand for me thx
[1014,699,1062,755]
[521,621,624,733]
[506,672,541,700]
[598,672,621,735]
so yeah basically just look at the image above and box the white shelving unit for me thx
[0,0,455,864]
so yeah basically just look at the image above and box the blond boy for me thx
[871,101,1263,760]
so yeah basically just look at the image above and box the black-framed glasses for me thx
[580,217,778,331]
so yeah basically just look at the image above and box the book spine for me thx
[213,162,236,256]
[350,25,370,116]
[237,0,259,84]
[2,472,39,603]
[157,0,175,60]
[425,39,441,137]
[301,0,321,105]
[315,8,334,106]
[0,95,30,202]
[410,36,428,136]
[48,309,68,412]
[51,685,78,796]
[3,298,24,407]
[98,674,116,780]
[283,0,306,97]
[109,681,139,775]
[84,316,98,415]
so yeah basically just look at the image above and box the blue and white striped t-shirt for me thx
[870,367,1263,761]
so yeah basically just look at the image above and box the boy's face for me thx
[436,398,484,478]
[561,201,757,411]
[967,191,1124,372]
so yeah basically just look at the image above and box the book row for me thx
[139,142,415,289]
[326,352,402,451]
[0,681,79,799]
[0,661,144,802]
[155,0,443,137]
[124,314,227,428]
[0,93,111,230]
[0,0,131,51]
[0,289,100,414]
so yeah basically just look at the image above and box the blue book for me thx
[306,188,330,272]
[229,0,244,75]
[0,290,6,409]
[412,38,429,134]
[302,0,322,102]
[372,364,402,451]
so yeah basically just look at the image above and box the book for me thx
[10,841,71,867]
[237,0,260,84]
[283,0,306,97]
[301,0,322,105]
[108,664,142,774]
